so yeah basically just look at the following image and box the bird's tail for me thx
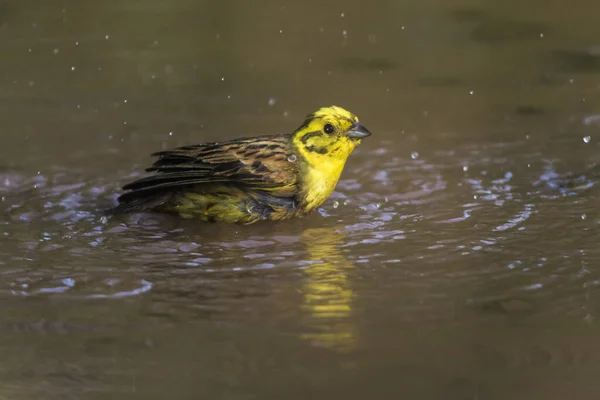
[108,190,180,214]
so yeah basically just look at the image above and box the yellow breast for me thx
[300,158,346,212]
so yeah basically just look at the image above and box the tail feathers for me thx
[109,190,180,214]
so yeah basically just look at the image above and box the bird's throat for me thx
[299,157,345,212]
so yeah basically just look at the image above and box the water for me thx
[2,0,600,398]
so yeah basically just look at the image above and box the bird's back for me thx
[114,134,302,223]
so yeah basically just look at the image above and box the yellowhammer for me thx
[114,105,371,224]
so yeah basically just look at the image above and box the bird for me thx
[112,105,371,224]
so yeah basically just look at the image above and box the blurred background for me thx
[1,0,600,399]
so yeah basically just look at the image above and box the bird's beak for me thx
[346,122,371,139]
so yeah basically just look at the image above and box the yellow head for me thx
[291,106,371,212]
[292,105,371,163]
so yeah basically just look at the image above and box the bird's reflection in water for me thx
[299,226,356,350]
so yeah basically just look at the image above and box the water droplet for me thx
[411,151,419,159]
[583,136,591,143]
[569,78,574,84]
[287,154,297,163]
[463,165,469,172]
[342,30,348,39]
[100,216,108,224]
[581,214,587,220]
[343,199,351,206]
[105,34,110,40]
[53,48,59,55]
[469,90,474,95]
[75,41,79,46]
[375,203,381,209]
[268,97,277,106]
[340,12,345,18]
[123,99,127,103]
[539,33,544,38]
[169,132,173,136]
[221,77,225,81]
[333,200,339,208]
[71,66,75,71]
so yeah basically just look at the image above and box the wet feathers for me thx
[114,105,371,224]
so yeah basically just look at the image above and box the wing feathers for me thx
[117,134,298,205]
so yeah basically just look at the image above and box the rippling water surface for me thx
[2,0,600,399]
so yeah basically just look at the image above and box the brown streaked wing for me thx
[233,137,299,191]
[121,134,298,194]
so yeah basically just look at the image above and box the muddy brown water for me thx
[2,0,600,399]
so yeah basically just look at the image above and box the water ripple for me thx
[0,137,599,328]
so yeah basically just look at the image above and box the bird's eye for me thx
[324,123,334,134]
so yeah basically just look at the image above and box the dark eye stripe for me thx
[299,130,322,144]
[305,145,329,155]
